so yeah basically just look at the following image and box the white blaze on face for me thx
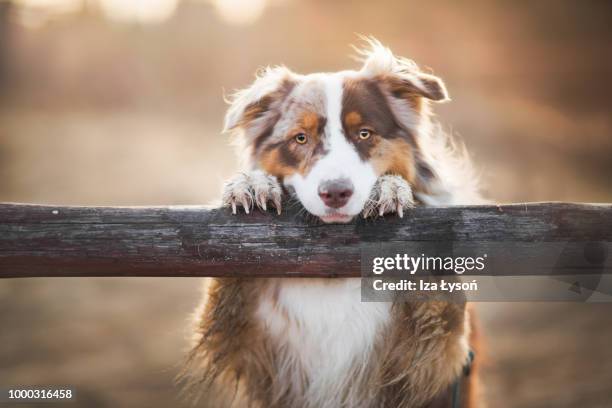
[285,73,378,222]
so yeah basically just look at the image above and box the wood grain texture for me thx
[0,202,610,278]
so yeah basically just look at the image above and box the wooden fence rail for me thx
[0,202,611,278]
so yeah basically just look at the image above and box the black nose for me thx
[318,179,354,209]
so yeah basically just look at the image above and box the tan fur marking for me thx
[259,148,297,178]
[300,111,319,130]
[257,111,325,178]
[345,111,362,127]
[370,138,416,183]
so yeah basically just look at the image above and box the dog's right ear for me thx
[223,66,296,137]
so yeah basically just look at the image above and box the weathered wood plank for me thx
[0,202,610,278]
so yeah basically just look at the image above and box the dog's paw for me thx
[222,170,282,215]
[363,175,415,218]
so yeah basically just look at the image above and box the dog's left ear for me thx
[386,72,449,103]
[357,38,449,104]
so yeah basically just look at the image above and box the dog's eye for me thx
[358,129,372,140]
[294,133,307,144]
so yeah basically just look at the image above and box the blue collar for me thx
[451,350,475,408]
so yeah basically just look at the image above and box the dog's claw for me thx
[270,198,281,214]
[272,193,282,215]
[242,198,250,214]
[397,205,404,218]
[231,202,237,215]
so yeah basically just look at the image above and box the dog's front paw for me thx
[363,175,415,218]
[222,170,282,215]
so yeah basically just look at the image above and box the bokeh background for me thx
[1,0,611,407]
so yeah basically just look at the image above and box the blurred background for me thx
[0,0,611,407]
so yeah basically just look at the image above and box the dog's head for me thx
[225,39,449,223]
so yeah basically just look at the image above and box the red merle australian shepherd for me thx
[182,39,484,408]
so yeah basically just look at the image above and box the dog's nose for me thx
[318,179,354,209]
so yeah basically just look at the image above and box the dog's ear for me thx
[356,37,449,104]
[224,66,296,136]
[384,72,449,103]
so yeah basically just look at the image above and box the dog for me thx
[182,38,483,408]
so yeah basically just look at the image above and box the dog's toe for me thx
[222,173,254,214]
[222,171,282,215]
[363,175,414,218]
[250,170,282,214]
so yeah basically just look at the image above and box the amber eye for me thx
[295,133,307,144]
[358,129,372,140]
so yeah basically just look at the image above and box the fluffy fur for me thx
[181,38,483,408]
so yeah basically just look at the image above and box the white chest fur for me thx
[256,278,391,407]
